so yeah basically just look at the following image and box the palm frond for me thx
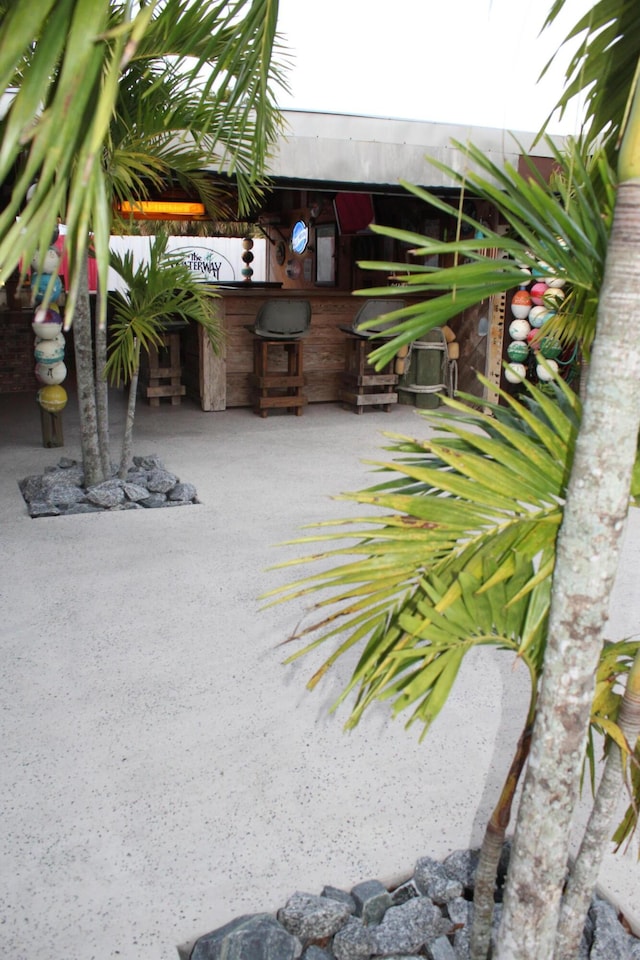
[354,138,613,369]
[0,0,287,326]
[268,379,583,739]
[106,232,223,385]
[541,0,640,149]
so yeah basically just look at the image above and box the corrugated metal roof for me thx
[267,109,564,189]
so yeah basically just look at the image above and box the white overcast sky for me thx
[274,0,592,136]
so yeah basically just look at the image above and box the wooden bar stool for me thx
[338,298,405,414]
[247,299,311,417]
[249,336,306,417]
[143,326,186,406]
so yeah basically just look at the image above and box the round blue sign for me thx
[291,219,309,255]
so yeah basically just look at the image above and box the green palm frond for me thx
[0,0,286,326]
[106,232,223,385]
[267,377,582,738]
[355,137,614,369]
[588,640,640,850]
[542,0,640,149]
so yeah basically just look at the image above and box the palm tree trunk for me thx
[72,251,104,488]
[553,650,640,960]
[470,724,533,960]
[94,290,111,479]
[494,178,640,960]
[118,338,139,480]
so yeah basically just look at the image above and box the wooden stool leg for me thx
[249,336,306,417]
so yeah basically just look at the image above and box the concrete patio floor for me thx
[0,390,638,959]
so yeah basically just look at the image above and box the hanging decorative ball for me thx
[530,282,549,305]
[37,384,68,412]
[536,358,559,381]
[35,360,67,385]
[33,303,60,323]
[508,318,531,341]
[241,237,254,282]
[532,260,551,279]
[31,272,63,305]
[543,287,565,307]
[511,289,532,319]
[517,267,532,285]
[527,305,547,327]
[32,310,62,338]
[507,340,529,362]
[31,247,61,274]
[539,337,562,360]
[35,331,65,349]
[34,338,65,365]
[504,362,527,383]
[547,276,566,288]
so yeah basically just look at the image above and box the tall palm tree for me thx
[0,0,286,484]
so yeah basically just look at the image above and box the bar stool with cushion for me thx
[247,299,311,417]
[339,299,405,413]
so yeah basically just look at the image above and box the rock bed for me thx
[19,455,199,517]
[180,847,640,960]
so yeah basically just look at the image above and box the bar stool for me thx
[339,299,405,413]
[247,299,311,417]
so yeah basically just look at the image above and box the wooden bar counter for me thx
[185,288,366,411]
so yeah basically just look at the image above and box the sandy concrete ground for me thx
[0,390,638,960]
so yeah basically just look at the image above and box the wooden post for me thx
[40,407,64,447]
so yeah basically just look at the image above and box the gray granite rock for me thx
[28,500,61,517]
[85,480,125,508]
[169,481,198,501]
[301,948,334,960]
[413,856,463,903]
[351,880,392,925]
[133,454,164,470]
[442,850,480,889]
[278,892,351,939]
[332,917,374,960]
[65,502,103,515]
[425,936,457,960]
[590,897,634,959]
[123,482,151,502]
[124,469,150,486]
[44,482,86,507]
[371,897,449,955]
[146,468,178,493]
[190,913,301,960]
[321,886,356,915]
[19,474,46,501]
[140,492,168,508]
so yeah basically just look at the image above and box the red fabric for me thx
[334,193,375,235]
[54,237,98,293]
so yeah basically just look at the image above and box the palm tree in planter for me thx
[266,373,640,959]
[265,1,640,953]
[0,0,286,485]
[106,233,223,480]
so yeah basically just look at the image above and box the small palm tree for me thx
[266,375,640,959]
[106,233,223,478]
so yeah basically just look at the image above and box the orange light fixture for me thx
[116,200,207,219]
